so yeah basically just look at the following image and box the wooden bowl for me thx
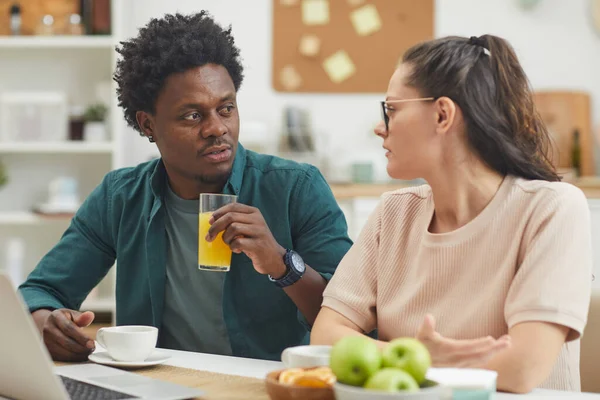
[265,369,335,400]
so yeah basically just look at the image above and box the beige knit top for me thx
[323,175,592,391]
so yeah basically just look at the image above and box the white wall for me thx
[118,0,600,176]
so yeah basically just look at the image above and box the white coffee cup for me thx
[281,345,332,368]
[96,325,158,362]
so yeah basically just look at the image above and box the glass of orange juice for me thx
[199,193,237,271]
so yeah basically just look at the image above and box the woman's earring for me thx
[148,135,155,143]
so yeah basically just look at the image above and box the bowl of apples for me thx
[330,336,442,400]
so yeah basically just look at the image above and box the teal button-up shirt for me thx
[19,145,352,360]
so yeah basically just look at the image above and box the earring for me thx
[148,135,155,143]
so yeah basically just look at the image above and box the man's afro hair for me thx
[114,12,244,133]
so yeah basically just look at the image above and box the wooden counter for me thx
[330,177,600,200]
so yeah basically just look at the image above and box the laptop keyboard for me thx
[59,375,139,400]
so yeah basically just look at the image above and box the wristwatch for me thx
[268,249,306,288]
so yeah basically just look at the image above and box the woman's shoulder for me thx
[511,176,587,205]
[508,177,589,225]
[377,183,433,216]
[381,183,431,200]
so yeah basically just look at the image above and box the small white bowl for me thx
[281,345,332,369]
[426,368,497,400]
[333,381,442,400]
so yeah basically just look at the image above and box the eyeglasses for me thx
[380,97,436,131]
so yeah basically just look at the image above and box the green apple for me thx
[382,338,431,384]
[364,368,420,392]
[329,336,382,386]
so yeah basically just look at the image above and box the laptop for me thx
[0,274,204,400]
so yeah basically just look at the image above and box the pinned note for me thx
[347,0,365,6]
[302,0,330,25]
[280,65,303,91]
[299,34,321,57]
[350,4,382,36]
[322,50,356,84]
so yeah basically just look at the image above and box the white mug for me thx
[96,325,158,362]
[281,345,332,368]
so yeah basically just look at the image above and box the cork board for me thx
[533,91,594,176]
[0,0,79,36]
[272,0,434,93]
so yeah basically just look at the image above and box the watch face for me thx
[291,252,306,273]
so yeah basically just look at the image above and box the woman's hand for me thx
[416,314,511,368]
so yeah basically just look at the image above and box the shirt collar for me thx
[150,158,167,200]
[225,143,246,196]
[149,143,247,199]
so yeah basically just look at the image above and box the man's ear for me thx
[136,111,156,142]
[433,96,457,136]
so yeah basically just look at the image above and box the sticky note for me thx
[299,34,321,57]
[280,65,302,91]
[302,0,330,25]
[350,4,382,36]
[347,0,365,6]
[322,50,356,84]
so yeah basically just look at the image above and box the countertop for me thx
[329,177,600,200]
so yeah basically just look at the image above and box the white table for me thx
[158,348,600,399]
[162,347,281,379]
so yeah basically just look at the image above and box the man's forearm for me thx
[262,247,330,326]
[282,265,327,326]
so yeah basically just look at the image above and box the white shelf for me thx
[0,36,114,49]
[0,141,114,154]
[0,211,73,225]
[81,297,115,313]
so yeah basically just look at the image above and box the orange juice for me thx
[198,212,232,271]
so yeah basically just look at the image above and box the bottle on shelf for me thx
[69,106,86,141]
[10,3,22,35]
[571,128,581,178]
[92,0,111,35]
[80,0,111,36]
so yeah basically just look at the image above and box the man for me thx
[19,12,352,362]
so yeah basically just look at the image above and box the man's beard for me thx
[193,171,230,186]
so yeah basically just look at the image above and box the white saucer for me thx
[88,350,171,369]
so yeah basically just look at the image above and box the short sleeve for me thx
[504,185,592,341]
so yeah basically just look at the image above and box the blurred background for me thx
[0,0,599,329]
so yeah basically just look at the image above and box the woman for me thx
[311,35,592,393]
